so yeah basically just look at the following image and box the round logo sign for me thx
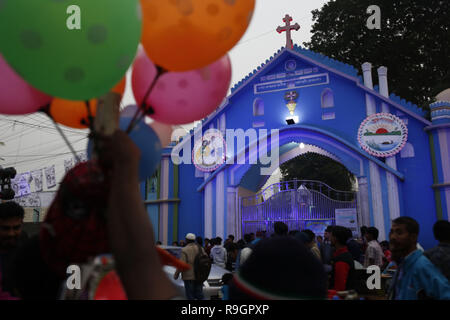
[192,129,226,172]
[358,113,408,157]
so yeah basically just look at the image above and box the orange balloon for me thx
[140,0,255,71]
[50,98,98,129]
[111,77,126,96]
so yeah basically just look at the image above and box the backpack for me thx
[193,244,212,283]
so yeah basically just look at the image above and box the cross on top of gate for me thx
[277,14,300,49]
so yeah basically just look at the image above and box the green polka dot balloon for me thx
[0,0,142,100]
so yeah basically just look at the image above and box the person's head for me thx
[215,237,222,245]
[243,233,252,244]
[274,222,288,236]
[316,236,323,244]
[228,235,235,242]
[0,201,25,251]
[185,233,196,244]
[179,240,186,247]
[156,241,162,246]
[360,226,368,237]
[365,227,379,242]
[172,241,179,246]
[324,226,333,241]
[389,217,419,262]
[380,240,389,251]
[237,239,245,249]
[302,229,315,243]
[295,232,312,247]
[204,238,210,246]
[229,237,327,299]
[196,236,203,246]
[433,220,450,244]
[255,231,263,239]
[331,226,350,247]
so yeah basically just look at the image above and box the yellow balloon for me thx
[140,0,255,71]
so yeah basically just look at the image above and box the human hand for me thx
[97,130,141,174]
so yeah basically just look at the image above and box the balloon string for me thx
[126,66,167,134]
[50,118,80,163]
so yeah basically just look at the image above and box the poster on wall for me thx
[15,193,41,208]
[45,165,56,189]
[305,220,334,238]
[31,169,43,192]
[11,173,31,197]
[335,208,359,236]
[64,159,73,174]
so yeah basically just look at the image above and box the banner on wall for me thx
[335,208,359,236]
[305,220,334,238]
[45,165,56,189]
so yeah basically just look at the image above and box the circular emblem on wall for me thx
[192,129,226,172]
[358,113,408,157]
[285,60,297,71]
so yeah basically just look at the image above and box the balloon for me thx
[132,49,231,125]
[87,105,163,181]
[111,77,127,96]
[49,77,125,129]
[0,0,141,100]
[140,0,255,71]
[0,54,51,115]
[50,99,97,129]
[148,120,174,147]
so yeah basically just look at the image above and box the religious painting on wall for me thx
[358,113,408,157]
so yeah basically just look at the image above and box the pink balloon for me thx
[0,54,51,115]
[132,48,231,125]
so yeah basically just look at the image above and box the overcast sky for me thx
[0,0,329,193]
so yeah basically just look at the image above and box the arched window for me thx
[321,88,334,108]
[253,98,264,116]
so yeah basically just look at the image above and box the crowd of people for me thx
[167,219,450,300]
[1,130,449,300]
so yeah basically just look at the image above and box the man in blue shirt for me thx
[388,217,450,300]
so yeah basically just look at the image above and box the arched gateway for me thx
[144,25,450,250]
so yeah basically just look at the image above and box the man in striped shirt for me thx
[364,227,385,268]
